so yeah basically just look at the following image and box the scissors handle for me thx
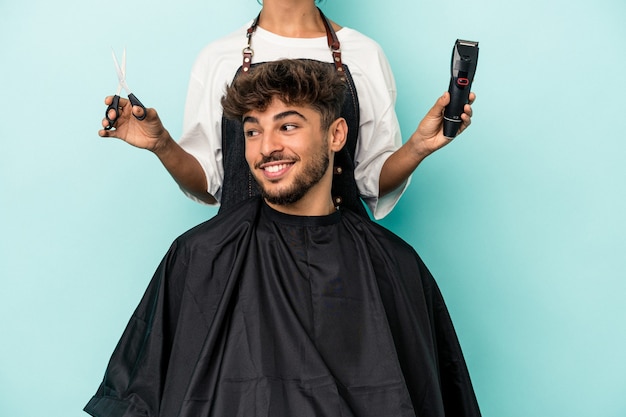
[104,94,147,130]
[128,93,147,121]
[104,95,121,130]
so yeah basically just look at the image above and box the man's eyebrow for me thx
[242,115,259,125]
[274,110,307,122]
[242,110,307,125]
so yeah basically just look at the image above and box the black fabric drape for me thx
[85,198,480,417]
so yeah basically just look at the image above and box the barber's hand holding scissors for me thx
[99,94,170,152]
[99,48,170,152]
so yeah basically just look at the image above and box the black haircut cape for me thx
[85,198,481,417]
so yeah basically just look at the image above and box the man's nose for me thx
[260,130,283,156]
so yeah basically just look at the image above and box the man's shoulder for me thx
[342,210,417,254]
[340,211,429,279]
[174,198,261,250]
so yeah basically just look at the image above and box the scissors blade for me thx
[122,48,126,78]
[111,48,133,95]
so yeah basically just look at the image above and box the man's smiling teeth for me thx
[264,163,290,173]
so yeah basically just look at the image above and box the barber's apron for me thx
[219,9,367,217]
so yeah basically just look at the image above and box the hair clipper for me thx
[443,39,479,139]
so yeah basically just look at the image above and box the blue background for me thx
[1,1,624,416]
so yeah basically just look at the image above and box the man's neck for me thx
[258,0,326,38]
[265,198,337,217]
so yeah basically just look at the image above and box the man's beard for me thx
[255,145,330,206]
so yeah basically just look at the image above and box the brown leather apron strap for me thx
[241,13,259,74]
[242,7,343,75]
[318,9,344,75]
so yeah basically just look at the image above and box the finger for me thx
[132,105,146,120]
[105,96,130,106]
[427,92,450,118]
[468,92,477,105]
[464,103,473,118]
[457,113,472,135]
[439,91,451,106]
[102,116,114,129]
[99,126,116,137]
[107,107,118,121]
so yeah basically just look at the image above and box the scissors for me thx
[105,48,146,130]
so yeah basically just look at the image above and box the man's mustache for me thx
[254,153,300,169]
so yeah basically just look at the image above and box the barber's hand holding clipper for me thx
[380,40,477,192]
[443,39,479,139]
[413,90,475,149]
[410,39,478,155]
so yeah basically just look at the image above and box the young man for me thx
[85,60,481,417]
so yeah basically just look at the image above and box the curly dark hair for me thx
[221,59,346,131]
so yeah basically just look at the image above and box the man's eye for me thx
[281,124,297,132]
[245,129,260,137]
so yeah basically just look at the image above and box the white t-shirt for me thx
[178,22,409,219]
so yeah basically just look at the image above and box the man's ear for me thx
[328,117,348,152]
